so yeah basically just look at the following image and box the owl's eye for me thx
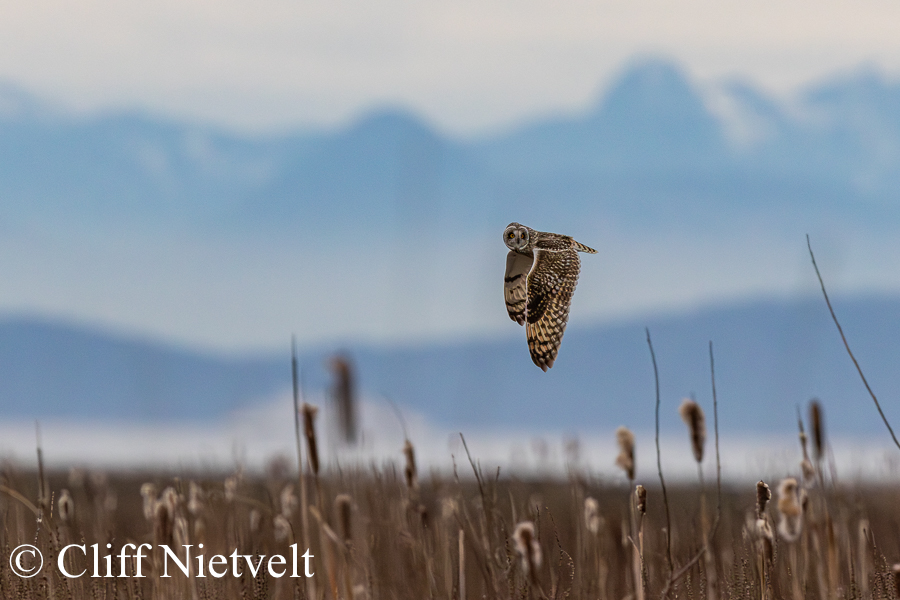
[508,232,515,239]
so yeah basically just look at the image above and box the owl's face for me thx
[503,223,531,251]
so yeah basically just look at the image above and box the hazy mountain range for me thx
[2,57,900,239]
[2,294,899,439]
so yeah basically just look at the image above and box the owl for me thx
[503,222,597,371]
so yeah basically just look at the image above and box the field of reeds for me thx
[3,393,900,600]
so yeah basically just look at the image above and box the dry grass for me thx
[1,451,900,600]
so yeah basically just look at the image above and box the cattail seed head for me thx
[274,514,292,542]
[777,477,803,542]
[513,521,542,575]
[800,458,815,484]
[302,403,320,475]
[892,564,900,599]
[756,481,771,518]
[678,398,706,463]
[777,478,801,517]
[140,483,157,521]
[188,482,205,516]
[58,489,75,524]
[280,484,298,519]
[441,497,459,521]
[635,485,647,515]
[615,426,635,481]
[160,486,179,517]
[173,515,190,547]
[224,476,239,503]
[809,399,825,462]
[329,355,358,444]
[403,439,418,491]
[194,517,206,544]
[335,494,353,543]
[583,497,601,534]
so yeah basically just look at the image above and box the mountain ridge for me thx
[2,294,899,438]
[3,57,900,239]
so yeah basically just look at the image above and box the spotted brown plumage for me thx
[502,222,597,371]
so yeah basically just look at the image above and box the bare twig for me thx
[646,328,673,579]
[807,235,900,451]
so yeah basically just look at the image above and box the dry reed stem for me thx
[291,337,316,600]
[646,328,674,582]
[807,235,900,452]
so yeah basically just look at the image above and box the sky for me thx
[2,0,900,136]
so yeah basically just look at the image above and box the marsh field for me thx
[3,421,900,600]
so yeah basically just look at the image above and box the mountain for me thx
[3,295,900,439]
[3,57,900,239]
[0,318,285,421]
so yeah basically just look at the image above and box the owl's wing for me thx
[504,250,534,325]
[525,248,581,371]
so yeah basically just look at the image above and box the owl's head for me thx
[503,222,531,251]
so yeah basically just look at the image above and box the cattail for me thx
[160,486,179,517]
[154,498,174,547]
[441,497,459,521]
[173,515,190,547]
[756,481,771,518]
[403,439,418,491]
[140,483,157,521]
[678,398,706,463]
[615,426,636,481]
[584,497,601,534]
[249,509,261,534]
[329,355,358,444]
[188,482,205,516]
[635,485,647,515]
[800,456,815,484]
[513,521,542,576]
[797,416,816,485]
[302,403,320,475]
[224,476,239,503]
[335,494,353,543]
[274,514,292,542]
[194,518,206,544]
[777,478,803,542]
[58,489,75,524]
[809,399,825,462]
[280,484,299,518]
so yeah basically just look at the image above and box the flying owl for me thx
[503,222,597,371]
